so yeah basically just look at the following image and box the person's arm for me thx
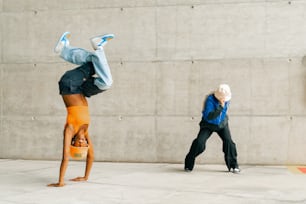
[48,125,73,187]
[203,96,224,120]
[70,135,94,182]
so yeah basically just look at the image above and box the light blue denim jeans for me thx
[60,46,113,90]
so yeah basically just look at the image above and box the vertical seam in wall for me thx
[0,1,3,133]
[1,5,2,65]
[155,0,158,59]
[263,0,268,60]
[154,1,158,162]
[0,65,3,136]
[286,57,292,165]
[1,1,2,64]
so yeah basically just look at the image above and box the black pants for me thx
[185,123,238,171]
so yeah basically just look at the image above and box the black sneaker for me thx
[184,155,195,172]
[184,167,192,172]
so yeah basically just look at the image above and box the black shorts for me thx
[58,62,105,97]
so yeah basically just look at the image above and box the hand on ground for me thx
[70,176,87,182]
[47,182,65,187]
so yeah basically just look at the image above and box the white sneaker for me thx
[90,34,114,50]
[54,31,71,53]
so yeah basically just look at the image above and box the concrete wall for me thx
[1,0,306,165]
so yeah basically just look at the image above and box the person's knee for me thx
[101,81,112,90]
[107,79,113,87]
[103,77,113,88]
[223,138,235,145]
[94,78,113,90]
[193,139,205,153]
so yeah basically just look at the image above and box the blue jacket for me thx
[201,94,229,129]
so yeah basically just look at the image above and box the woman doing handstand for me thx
[48,31,114,187]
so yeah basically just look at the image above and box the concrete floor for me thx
[1,159,306,204]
